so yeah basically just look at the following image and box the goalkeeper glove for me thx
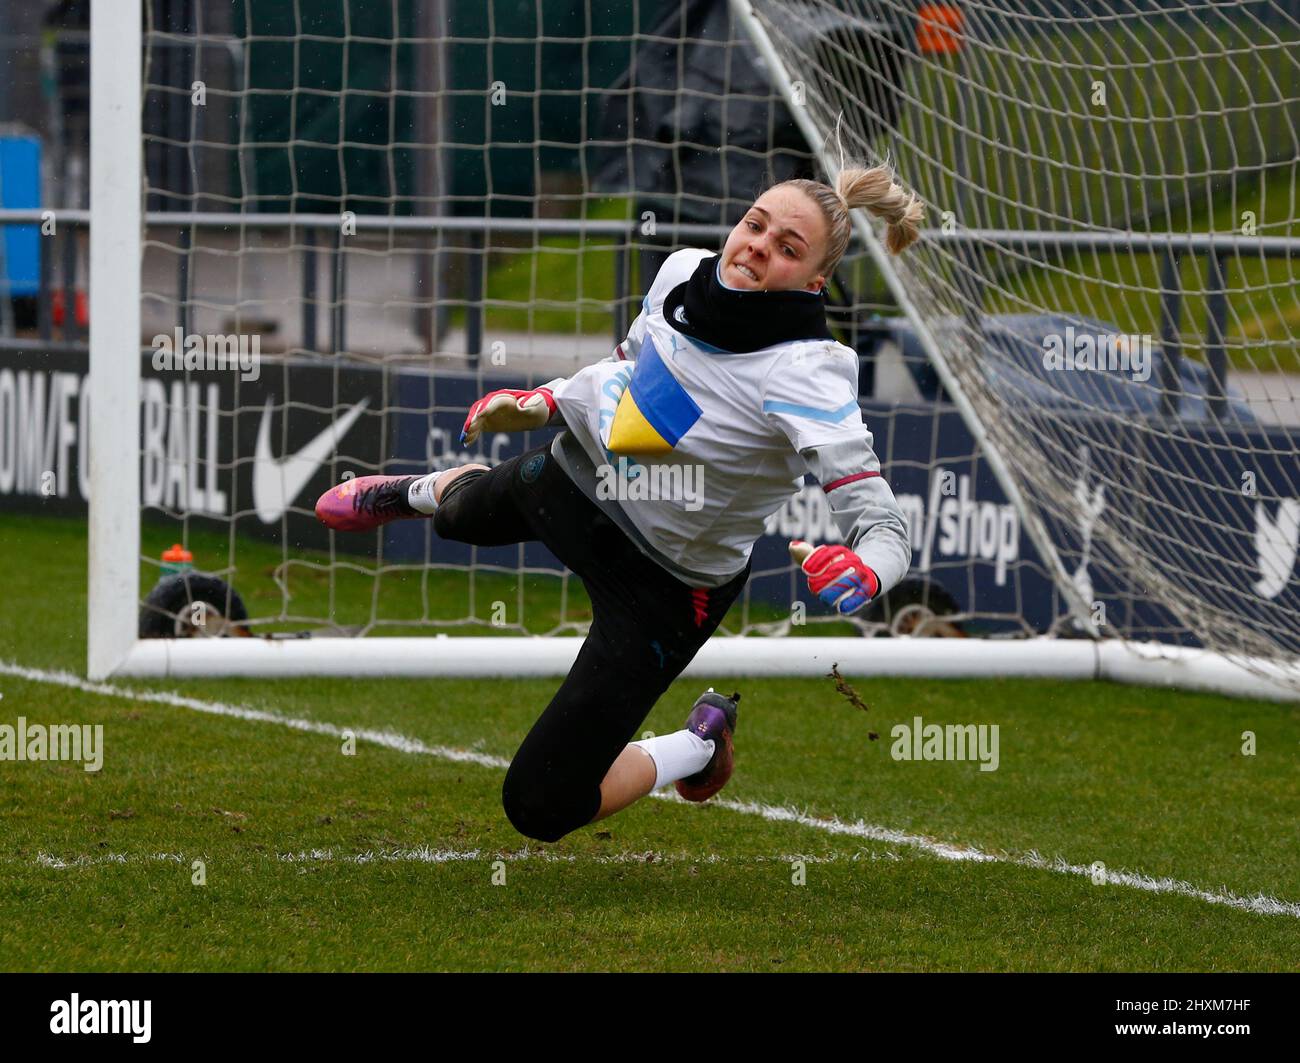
[789,540,880,615]
[460,386,557,446]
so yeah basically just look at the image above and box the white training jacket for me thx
[544,248,911,593]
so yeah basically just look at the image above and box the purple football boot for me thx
[315,474,421,532]
[675,688,741,803]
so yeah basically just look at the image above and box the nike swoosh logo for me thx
[253,397,370,523]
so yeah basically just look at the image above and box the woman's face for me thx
[719,186,829,293]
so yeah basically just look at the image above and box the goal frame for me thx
[87,0,143,682]
[84,0,1300,701]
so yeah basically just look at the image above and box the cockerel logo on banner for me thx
[1254,499,1300,600]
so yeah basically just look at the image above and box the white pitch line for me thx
[27,848,898,869]
[4,658,1299,920]
[706,802,1300,918]
[0,659,509,769]
[272,848,897,866]
[35,852,188,869]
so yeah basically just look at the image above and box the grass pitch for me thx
[1,513,1298,971]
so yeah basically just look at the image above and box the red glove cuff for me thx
[461,386,557,441]
[803,544,880,600]
[534,386,557,419]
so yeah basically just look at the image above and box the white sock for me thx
[406,471,444,514]
[632,729,715,790]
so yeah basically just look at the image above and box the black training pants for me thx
[432,440,750,842]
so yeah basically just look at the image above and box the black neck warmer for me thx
[662,254,833,353]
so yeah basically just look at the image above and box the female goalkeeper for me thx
[316,166,921,842]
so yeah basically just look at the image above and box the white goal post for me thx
[84,0,1300,701]
[87,0,143,681]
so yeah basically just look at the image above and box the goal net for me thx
[85,0,1299,696]
[735,0,1300,691]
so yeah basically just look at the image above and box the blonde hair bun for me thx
[767,165,923,278]
[835,166,924,255]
